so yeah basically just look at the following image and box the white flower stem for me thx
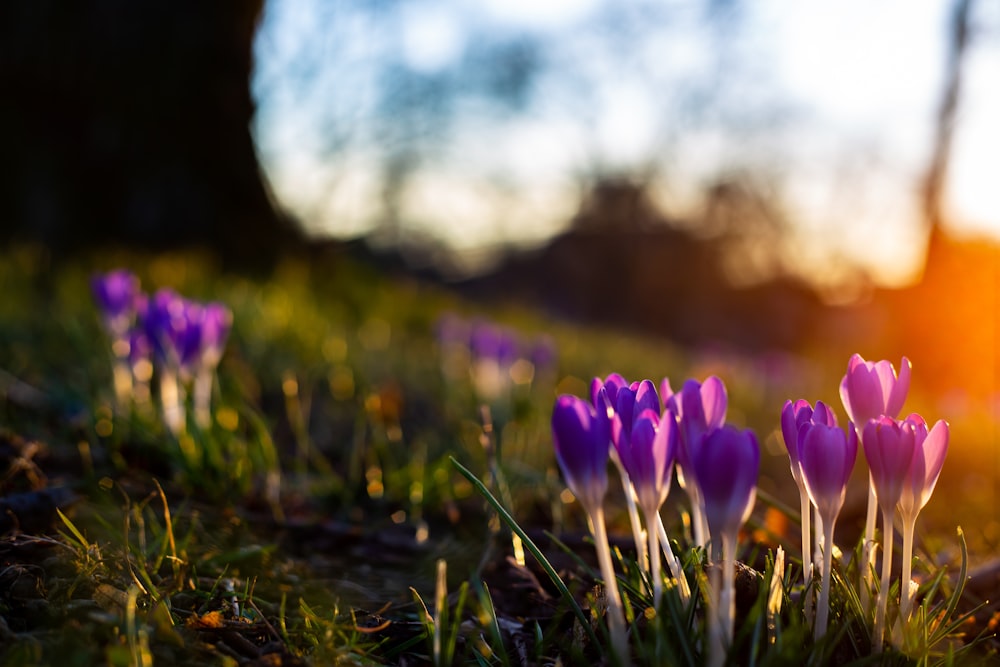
[193,367,214,429]
[656,513,692,606]
[722,533,736,647]
[707,548,724,667]
[611,452,648,572]
[708,532,736,667]
[815,515,837,639]
[589,505,629,666]
[112,357,133,410]
[861,482,878,616]
[873,506,896,651]
[160,369,185,435]
[899,516,918,625]
[798,487,813,624]
[643,508,663,605]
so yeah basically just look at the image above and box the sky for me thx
[250,0,999,289]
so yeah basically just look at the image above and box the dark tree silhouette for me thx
[0,1,301,266]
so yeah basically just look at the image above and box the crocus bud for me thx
[552,395,612,513]
[615,408,677,516]
[897,415,949,522]
[590,373,629,417]
[862,416,917,511]
[693,425,759,542]
[781,399,837,483]
[612,379,660,446]
[799,421,858,523]
[666,376,728,473]
[840,354,911,427]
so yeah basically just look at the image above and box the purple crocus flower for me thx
[840,354,911,428]
[897,414,949,522]
[799,421,857,529]
[663,375,727,548]
[551,392,627,663]
[615,407,677,518]
[199,302,233,369]
[590,373,629,417]
[896,413,949,623]
[863,414,918,647]
[863,416,917,511]
[611,379,661,447]
[615,404,679,605]
[781,399,837,483]
[665,376,728,474]
[91,269,142,336]
[468,319,504,361]
[691,424,759,660]
[780,398,838,608]
[144,289,204,374]
[552,394,612,513]
[797,417,857,639]
[692,425,759,544]
[841,353,912,620]
[529,335,557,374]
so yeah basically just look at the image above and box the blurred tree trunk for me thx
[0,0,302,267]
[922,0,973,261]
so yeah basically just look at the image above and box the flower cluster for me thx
[783,353,948,647]
[553,373,758,666]
[551,353,949,663]
[91,270,233,435]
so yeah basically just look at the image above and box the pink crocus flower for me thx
[798,418,858,639]
[841,353,912,619]
[896,414,949,623]
[840,354,911,427]
[896,415,949,526]
[863,416,918,649]
[863,417,917,511]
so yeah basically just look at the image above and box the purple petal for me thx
[694,426,759,539]
[885,357,912,418]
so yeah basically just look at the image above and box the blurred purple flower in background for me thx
[91,269,143,408]
[142,289,233,434]
[435,313,556,410]
[91,269,142,337]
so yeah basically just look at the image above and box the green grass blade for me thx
[57,508,91,551]
[450,456,599,649]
